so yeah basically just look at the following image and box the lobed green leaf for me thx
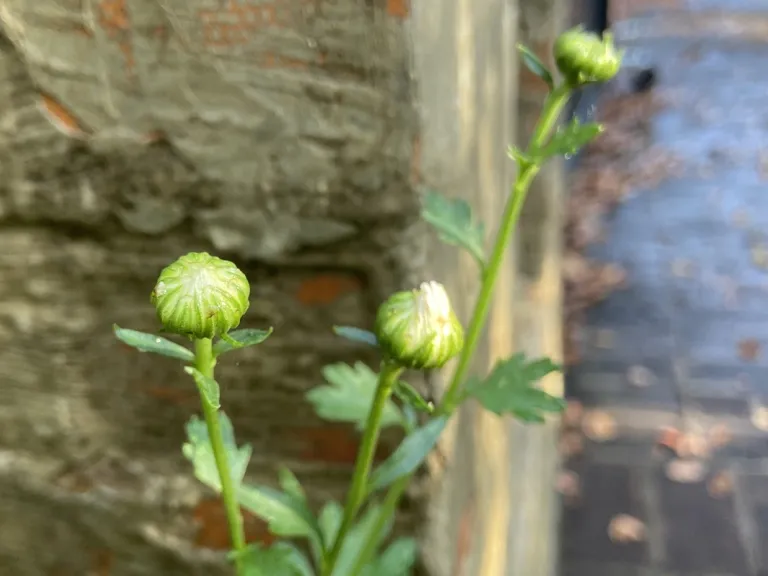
[533,118,603,160]
[182,412,251,491]
[306,362,402,431]
[467,354,565,421]
[421,189,486,268]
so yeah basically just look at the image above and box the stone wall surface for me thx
[0,0,569,574]
[0,1,423,574]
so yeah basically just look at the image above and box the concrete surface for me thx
[560,3,768,575]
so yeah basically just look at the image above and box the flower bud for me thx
[374,281,464,370]
[151,252,250,339]
[554,26,622,86]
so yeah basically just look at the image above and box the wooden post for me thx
[414,0,567,574]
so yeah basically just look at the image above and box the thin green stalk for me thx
[349,475,408,575]
[195,338,247,575]
[439,82,571,415]
[322,361,404,576]
[349,82,573,573]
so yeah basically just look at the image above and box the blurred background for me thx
[1,0,767,574]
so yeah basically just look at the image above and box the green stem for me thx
[438,82,571,415]
[195,338,247,575]
[349,475,408,575]
[322,361,404,576]
[349,82,573,571]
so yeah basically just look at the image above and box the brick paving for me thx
[560,2,768,575]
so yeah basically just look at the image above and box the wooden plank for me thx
[411,0,520,572]
[413,0,567,573]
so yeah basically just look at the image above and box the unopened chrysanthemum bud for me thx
[151,252,250,340]
[374,281,464,370]
[554,26,622,87]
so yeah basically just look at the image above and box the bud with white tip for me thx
[374,281,464,370]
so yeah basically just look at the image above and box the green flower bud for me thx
[375,281,464,370]
[554,26,622,86]
[151,252,250,340]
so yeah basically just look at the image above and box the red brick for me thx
[387,0,410,19]
[295,424,392,465]
[295,273,363,306]
[193,498,276,550]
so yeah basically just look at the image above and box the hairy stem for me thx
[322,361,404,576]
[195,338,247,574]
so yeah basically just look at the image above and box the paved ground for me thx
[560,3,768,576]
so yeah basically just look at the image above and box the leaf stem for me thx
[195,337,247,575]
[348,82,573,571]
[322,361,403,576]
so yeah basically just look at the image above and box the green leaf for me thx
[184,366,221,409]
[517,43,554,89]
[400,405,419,434]
[363,538,419,576]
[182,413,252,491]
[278,467,306,501]
[368,416,448,493]
[467,354,564,421]
[238,542,315,576]
[213,328,273,356]
[393,381,434,415]
[311,501,344,566]
[318,501,344,545]
[238,483,322,542]
[333,326,378,347]
[113,325,195,362]
[306,362,402,431]
[329,504,394,576]
[421,189,485,268]
[534,118,603,160]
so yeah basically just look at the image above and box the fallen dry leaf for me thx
[666,458,706,483]
[707,470,734,498]
[559,431,585,458]
[731,209,750,228]
[751,244,768,270]
[675,433,710,459]
[582,410,618,442]
[627,365,657,388]
[671,259,695,278]
[750,403,768,432]
[708,423,733,449]
[556,470,581,501]
[758,150,768,180]
[656,425,681,452]
[562,400,584,428]
[738,338,761,362]
[608,514,646,543]
[593,328,616,350]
